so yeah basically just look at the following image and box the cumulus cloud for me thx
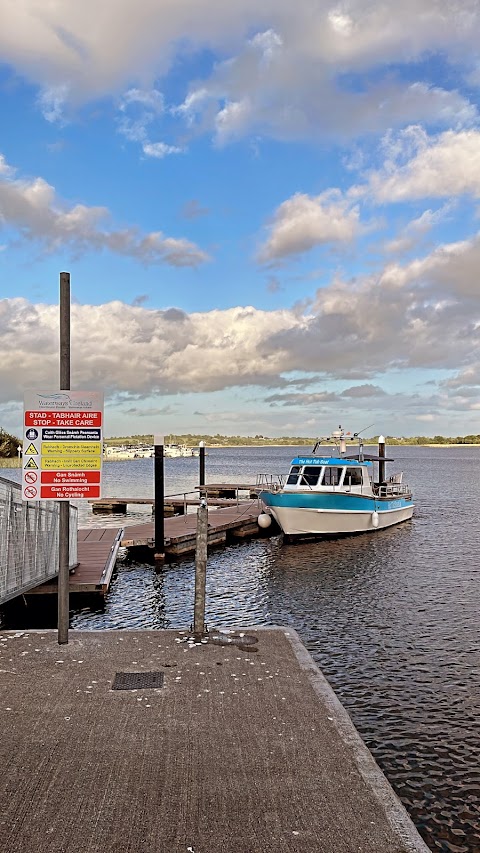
[2,229,480,408]
[258,191,361,263]
[368,128,480,201]
[0,1,478,142]
[0,154,209,266]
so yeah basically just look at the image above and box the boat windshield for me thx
[322,466,343,486]
[287,465,302,485]
[343,467,363,487]
[301,466,322,486]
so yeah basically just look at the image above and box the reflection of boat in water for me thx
[258,427,414,538]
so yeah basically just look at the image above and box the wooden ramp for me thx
[122,499,266,557]
[28,527,123,596]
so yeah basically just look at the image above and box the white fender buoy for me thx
[257,513,272,529]
[371,511,379,528]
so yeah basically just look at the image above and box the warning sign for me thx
[24,458,39,470]
[23,390,103,501]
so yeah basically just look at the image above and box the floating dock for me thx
[27,527,123,596]
[25,500,270,598]
[0,627,431,853]
[122,498,269,556]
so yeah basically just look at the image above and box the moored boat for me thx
[258,428,413,538]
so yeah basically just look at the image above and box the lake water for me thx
[2,445,480,853]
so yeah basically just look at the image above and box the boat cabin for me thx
[285,457,373,492]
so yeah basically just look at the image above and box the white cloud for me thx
[0,2,478,141]
[369,129,480,201]
[0,154,209,266]
[37,84,69,123]
[258,191,361,263]
[2,230,480,406]
[142,141,183,158]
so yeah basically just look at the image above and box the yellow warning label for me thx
[24,443,38,455]
[24,458,39,469]
[42,442,101,457]
[41,457,102,470]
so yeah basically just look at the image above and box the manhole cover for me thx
[112,671,165,691]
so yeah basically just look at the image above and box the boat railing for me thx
[256,473,285,491]
[375,483,411,497]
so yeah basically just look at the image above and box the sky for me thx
[1,1,480,439]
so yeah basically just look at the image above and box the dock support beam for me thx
[154,435,165,563]
[58,271,70,645]
[193,498,208,637]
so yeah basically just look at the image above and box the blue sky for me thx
[2,1,480,438]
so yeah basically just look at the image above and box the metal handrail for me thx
[0,476,78,605]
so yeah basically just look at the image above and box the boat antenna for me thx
[352,424,375,463]
[353,423,375,438]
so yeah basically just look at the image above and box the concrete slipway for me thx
[0,627,431,853]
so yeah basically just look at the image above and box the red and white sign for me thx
[22,391,103,501]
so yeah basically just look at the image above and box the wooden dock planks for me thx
[122,499,265,556]
[27,527,123,595]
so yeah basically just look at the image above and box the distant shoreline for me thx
[1,441,478,470]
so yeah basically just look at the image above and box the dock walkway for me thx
[123,498,266,556]
[0,627,430,853]
[28,527,123,595]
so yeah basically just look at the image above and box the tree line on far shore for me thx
[103,432,480,448]
[2,427,480,458]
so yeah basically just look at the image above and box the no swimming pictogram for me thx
[24,485,37,499]
[24,471,37,484]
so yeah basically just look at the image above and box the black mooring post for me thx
[199,441,206,495]
[154,435,165,562]
[58,271,70,645]
[378,435,386,484]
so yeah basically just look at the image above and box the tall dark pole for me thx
[58,272,70,645]
[199,441,206,496]
[154,434,165,563]
[378,434,386,484]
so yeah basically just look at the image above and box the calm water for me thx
[2,445,480,853]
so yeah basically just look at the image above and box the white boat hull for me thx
[267,504,414,537]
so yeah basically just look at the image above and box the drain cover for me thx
[112,671,164,691]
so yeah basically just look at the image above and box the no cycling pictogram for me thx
[24,485,37,499]
[24,471,37,484]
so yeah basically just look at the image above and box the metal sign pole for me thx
[58,272,70,644]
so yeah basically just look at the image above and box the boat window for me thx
[300,466,321,486]
[322,466,342,486]
[286,465,301,485]
[343,467,363,487]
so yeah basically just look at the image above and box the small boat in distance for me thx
[258,427,414,538]
[164,442,194,458]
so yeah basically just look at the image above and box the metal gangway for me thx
[0,475,78,605]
